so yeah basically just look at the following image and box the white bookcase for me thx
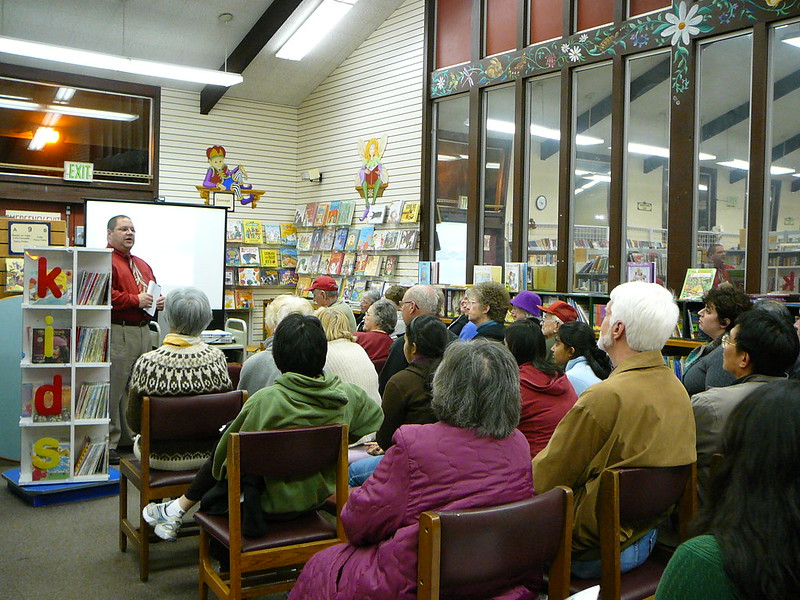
[19,247,111,485]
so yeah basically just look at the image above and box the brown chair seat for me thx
[121,459,198,488]
[570,557,669,600]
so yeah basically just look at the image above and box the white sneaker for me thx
[142,502,182,542]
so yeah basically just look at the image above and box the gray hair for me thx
[368,298,397,334]
[164,286,212,336]
[607,281,678,351]
[362,289,381,305]
[404,285,439,314]
[431,338,520,438]
[264,295,314,334]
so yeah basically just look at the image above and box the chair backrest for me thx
[236,425,345,479]
[418,486,573,600]
[144,390,247,442]
[616,465,693,524]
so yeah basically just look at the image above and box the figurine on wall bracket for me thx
[355,134,389,221]
[203,145,254,206]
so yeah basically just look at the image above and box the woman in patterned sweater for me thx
[126,287,232,470]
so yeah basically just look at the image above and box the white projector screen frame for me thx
[84,199,227,309]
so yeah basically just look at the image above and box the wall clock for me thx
[535,195,547,210]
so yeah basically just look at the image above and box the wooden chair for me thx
[119,390,246,581]
[569,463,697,600]
[194,424,350,600]
[418,486,574,600]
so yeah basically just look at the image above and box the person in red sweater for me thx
[354,298,396,375]
[504,320,577,458]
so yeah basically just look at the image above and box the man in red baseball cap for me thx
[538,300,579,341]
[307,275,357,332]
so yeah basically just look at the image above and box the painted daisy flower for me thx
[561,43,570,54]
[568,46,583,62]
[662,1,702,46]
[579,34,588,43]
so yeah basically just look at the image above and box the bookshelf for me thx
[19,246,111,485]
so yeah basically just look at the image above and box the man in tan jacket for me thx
[533,281,696,578]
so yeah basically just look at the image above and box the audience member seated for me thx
[355,289,381,332]
[538,300,579,353]
[691,309,798,504]
[289,339,535,600]
[316,306,381,405]
[551,320,613,396]
[383,284,409,338]
[354,298,396,374]
[682,286,752,396]
[461,281,510,342]
[655,380,800,600]
[533,281,696,577]
[349,314,448,486]
[237,295,313,397]
[141,314,383,541]
[126,287,232,471]
[510,290,543,325]
[447,295,470,336]
[505,320,577,459]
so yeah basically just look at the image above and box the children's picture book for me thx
[303,202,318,227]
[260,248,280,268]
[26,257,72,305]
[279,269,299,286]
[333,227,349,252]
[341,252,357,276]
[338,200,356,226]
[238,267,260,286]
[367,204,387,224]
[260,269,279,286]
[398,229,419,250]
[226,219,243,242]
[473,265,503,283]
[385,200,404,224]
[341,277,357,303]
[235,289,254,308]
[310,228,324,251]
[504,262,527,292]
[309,253,323,274]
[328,252,345,276]
[372,230,387,251]
[400,200,421,223]
[383,255,399,277]
[263,223,282,244]
[293,207,304,227]
[364,255,383,277]
[6,257,24,292]
[240,246,260,266]
[325,201,341,227]
[224,289,235,309]
[225,268,235,286]
[344,229,360,251]
[418,261,433,285]
[320,253,333,274]
[280,223,297,245]
[382,230,400,250]
[313,202,330,227]
[319,228,335,251]
[242,220,263,245]
[357,226,375,251]
[626,261,656,283]
[22,381,71,422]
[225,246,240,267]
[296,256,311,274]
[280,247,298,268]
[679,268,716,300]
[354,253,369,276]
[31,327,71,363]
[31,437,70,481]
[297,231,313,251]
[295,276,312,297]
[350,280,368,304]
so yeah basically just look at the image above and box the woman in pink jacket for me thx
[290,338,536,600]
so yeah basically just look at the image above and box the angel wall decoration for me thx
[355,134,389,221]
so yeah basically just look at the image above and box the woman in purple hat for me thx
[510,290,543,325]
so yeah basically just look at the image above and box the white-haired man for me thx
[533,282,696,578]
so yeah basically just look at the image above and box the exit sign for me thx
[63,161,94,182]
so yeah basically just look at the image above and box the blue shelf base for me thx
[3,467,120,507]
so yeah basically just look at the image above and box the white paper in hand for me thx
[145,280,161,316]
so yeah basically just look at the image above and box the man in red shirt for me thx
[707,243,734,288]
[107,215,164,464]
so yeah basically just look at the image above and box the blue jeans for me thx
[571,528,658,579]
[348,455,384,487]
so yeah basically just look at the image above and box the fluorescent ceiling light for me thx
[782,35,800,49]
[53,87,76,103]
[698,184,708,191]
[28,126,59,151]
[485,162,500,169]
[718,158,795,176]
[627,142,716,161]
[0,36,242,87]
[487,119,604,146]
[0,97,137,121]
[276,0,358,61]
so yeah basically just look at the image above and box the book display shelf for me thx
[19,246,111,485]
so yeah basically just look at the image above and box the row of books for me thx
[225,289,254,310]
[627,239,666,249]
[528,238,558,250]
[28,326,109,364]
[226,219,297,245]
[225,246,298,268]
[74,382,109,420]
[295,199,420,228]
[297,227,419,252]
[75,327,109,363]
[577,256,609,274]
[76,271,110,305]
[228,268,298,288]
[74,436,108,477]
[297,253,399,278]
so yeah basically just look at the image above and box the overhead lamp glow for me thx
[529,123,604,146]
[276,0,358,61]
[781,35,800,49]
[28,126,59,151]
[0,97,137,121]
[0,35,242,87]
[627,142,716,161]
[718,158,795,176]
